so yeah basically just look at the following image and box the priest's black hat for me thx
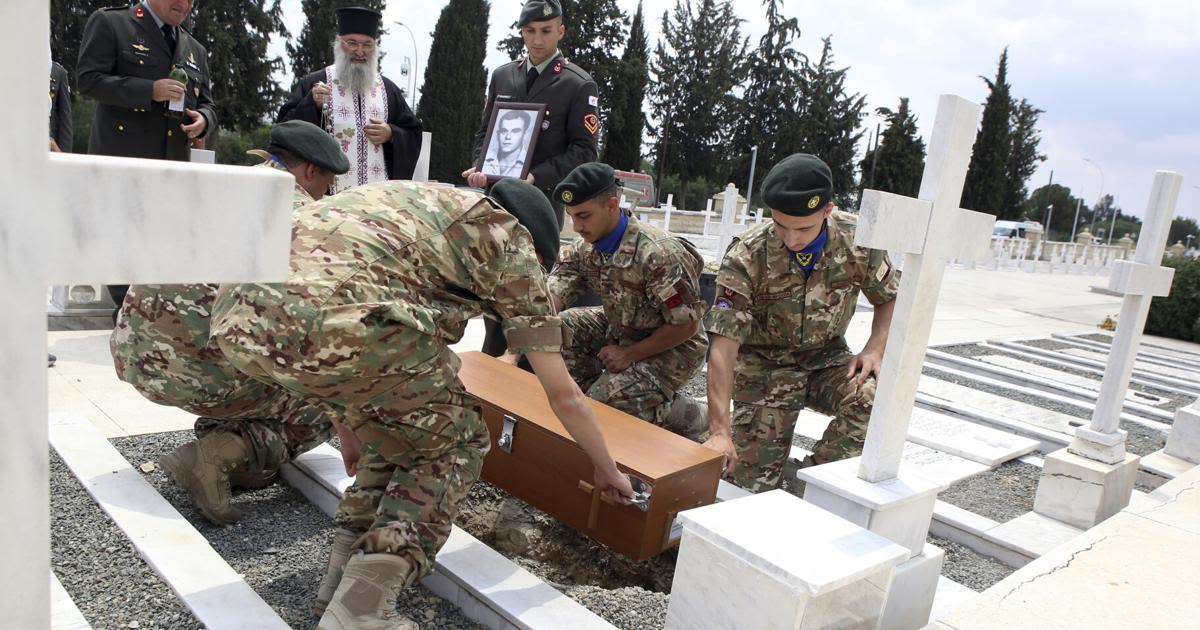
[336,7,382,38]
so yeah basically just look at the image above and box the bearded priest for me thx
[278,6,424,193]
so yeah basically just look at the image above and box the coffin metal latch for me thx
[626,474,652,512]
[498,414,516,453]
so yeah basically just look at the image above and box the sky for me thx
[270,0,1200,224]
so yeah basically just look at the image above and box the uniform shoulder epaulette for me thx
[101,5,128,11]
[561,60,594,82]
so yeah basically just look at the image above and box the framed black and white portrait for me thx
[477,102,546,183]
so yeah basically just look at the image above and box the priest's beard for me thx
[332,43,379,96]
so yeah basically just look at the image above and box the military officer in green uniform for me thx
[210,178,633,628]
[538,163,708,437]
[462,0,600,227]
[49,59,72,153]
[77,0,218,317]
[110,121,346,526]
[703,154,900,493]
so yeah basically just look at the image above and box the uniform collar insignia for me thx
[134,6,145,19]
[552,60,564,75]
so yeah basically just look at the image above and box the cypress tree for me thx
[288,0,387,80]
[961,48,1013,215]
[189,0,290,132]
[863,98,926,198]
[50,0,113,87]
[731,0,802,202]
[782,37,866,206]
[649,0,748,207]
[417,0,490,182]
[1002,98,1046,220]
[601,1,648,171]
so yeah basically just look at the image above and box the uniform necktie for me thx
[161,24,177,54]
[525,66,539,93]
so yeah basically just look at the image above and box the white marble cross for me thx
[1070,171,1182,463]
[708,183,749,256]
[4,4,294,627]
[853,95,994,483]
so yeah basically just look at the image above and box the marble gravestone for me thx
[3,3,294,627]
[665,490,909,630]
[797,94,993,630]
[1034,171,1184,529]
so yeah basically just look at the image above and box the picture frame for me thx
[476,102,546,184]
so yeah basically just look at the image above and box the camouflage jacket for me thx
[549,216,707,344]
[212,182,562,407]
[110,161,312,405]
[705,211,900,403]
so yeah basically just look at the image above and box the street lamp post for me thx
[1083,157,1104,234]
[393,21,420,107]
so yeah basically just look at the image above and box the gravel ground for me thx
[928,534,1014,592]
[1017,338,1076,352]
[923,366,1165,456]
[110,431,480,630]
[939,460,1040,523]
[935,342,1192,414]
[51,450,201,630]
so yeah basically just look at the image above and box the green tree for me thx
[601,1,649,171]
[859,98,925,198]
[1169,217,1200,249]
[730,0,802,204]
[497,0,626,114]
[288,0,386,80]
[1001,98,1046,220]
[50,0,112,89]
[418,0,490,182]
[189,0,290,132]
[780,36,866,206]
[649,0,748,208]
[962,48,1013,216]
[1022,183,1085,241]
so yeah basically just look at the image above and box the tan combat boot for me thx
[665,395,708,441]
[317,552,420,630]
[314,528,360,617]
[228,468,279,490]
[159,433,252,526]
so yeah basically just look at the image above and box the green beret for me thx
[761,153,834,216]
[554,162,617,206]
[268,120,349,175]
[490,178,560,267]
[518,0,562,27]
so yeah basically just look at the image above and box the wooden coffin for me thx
[457,351,723,561]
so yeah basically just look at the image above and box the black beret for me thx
[336,7,382,38]
[518,0,562,27]
[268,120,349,175]
[554,162,618,206]
[761,153,834,216]
[490,178,561,267]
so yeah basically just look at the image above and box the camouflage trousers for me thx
[730,363,876,493]
[336,386,489,582]
[560,306,704,430]
[111,284,331,474]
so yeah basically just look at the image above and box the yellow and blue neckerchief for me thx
[593,212,629,256]
[790,220,828,277]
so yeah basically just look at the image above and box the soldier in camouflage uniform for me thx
[109,121,347,525]
[543,163,708,435]
[209,178,633,629]
[703,154,900,493]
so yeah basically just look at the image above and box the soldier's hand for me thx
[702,432,739,476]
[312,81,331,108]
[598,344,635,373]
[461,167,488,188]
[498,352,521,366]
[365,118,392,145]
[846,349,884,384]
[152,78,186,103]
[334,422,363,477]
[524,173,535,185]
[595,466,635,504]
[49,138,61,153]
[181,109,207,139]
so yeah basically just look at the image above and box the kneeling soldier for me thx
[544,162,708,437]
[702,154,900,493]
[110,120,347,525]
[210,178,633,628]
